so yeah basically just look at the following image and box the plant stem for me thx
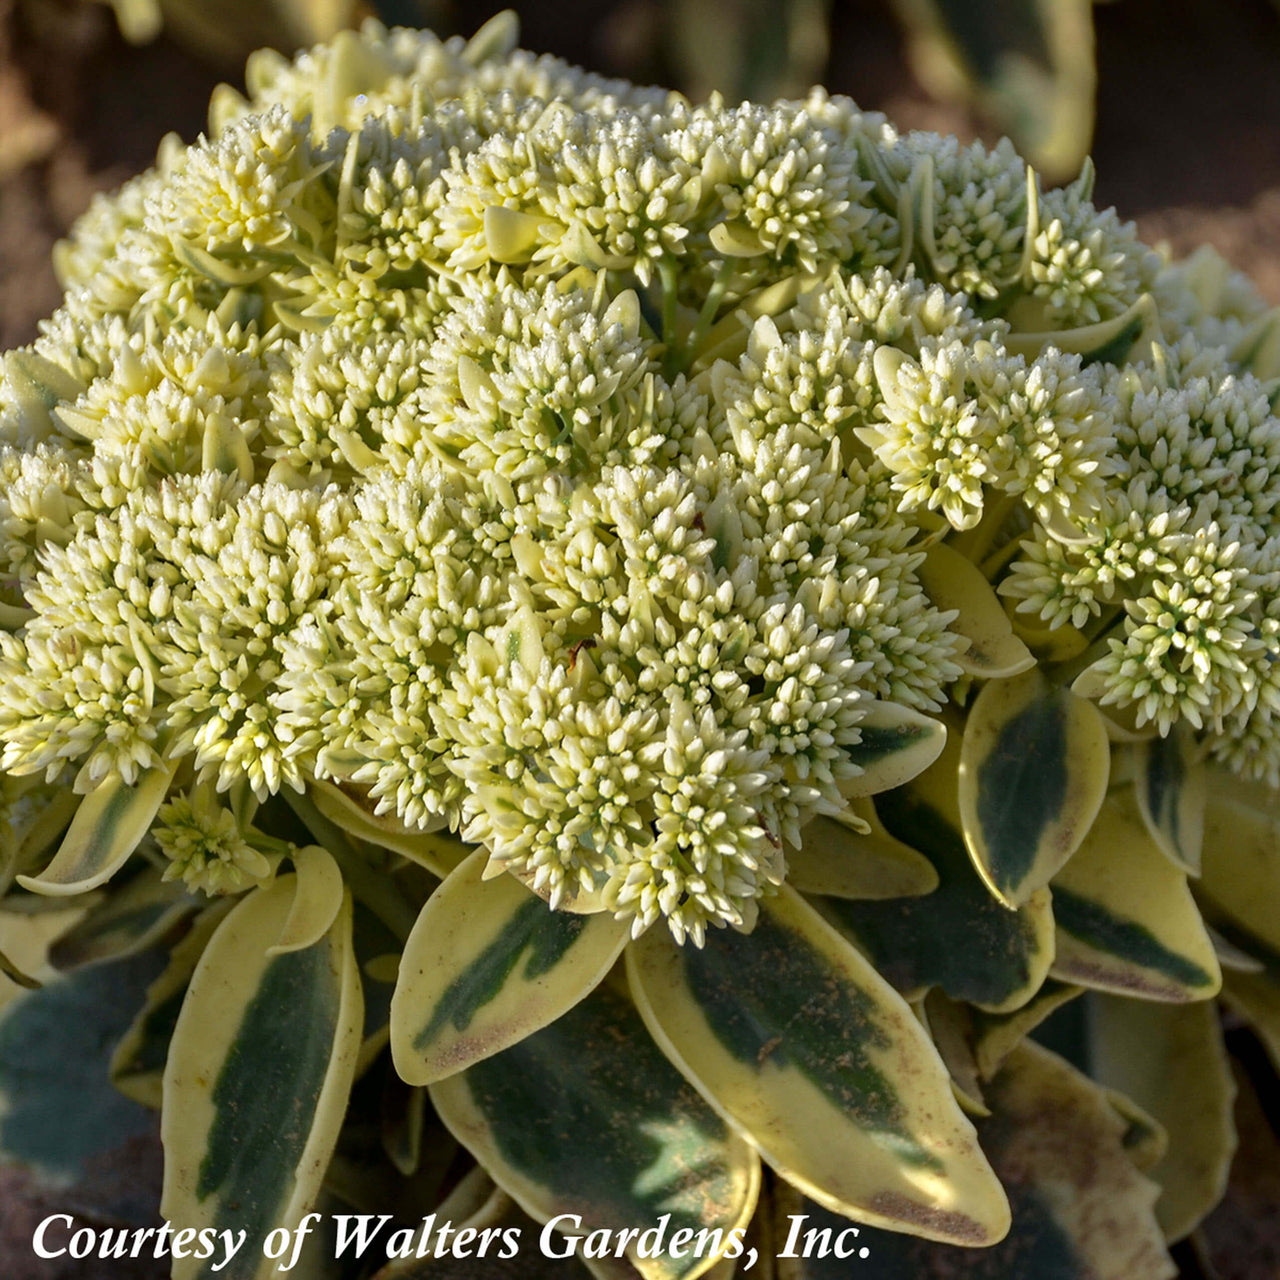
[684,260,737,367]
[658,256,679,376]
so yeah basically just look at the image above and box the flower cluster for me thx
[2,12,1278,941]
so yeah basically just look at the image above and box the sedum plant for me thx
[2,11,1280,1278]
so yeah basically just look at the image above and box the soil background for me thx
[1,0,1279,1275]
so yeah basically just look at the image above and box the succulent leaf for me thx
[1133,725,1206,876]
[1050,796,1221,1001]
[307,779,470,878]
[958,668,1111,908]
[391,847,629,1086]
[784,1042,1175,1280]
[825,743,1055,1014]
[627,885,1012,1247]
[788,802,939,901]
[430,983,761,1280]
[16,762,178,897]
[46,864,197,971]
[0,951,163,1216]
[917,541,1035,679]
[837,702,949,800]
[1088,995,1237,1242]
[161,877,363,1280]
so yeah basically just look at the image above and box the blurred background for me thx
[6,0,1280,353]
[2,0,1280,1275]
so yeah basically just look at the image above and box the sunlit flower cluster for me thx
[3,13,1279,937]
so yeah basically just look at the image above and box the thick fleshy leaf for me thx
[1004,293,1161,364]
[392,848,629,1086]
[668,0,829,103]
[958,669,1110,908]
[1009,614,1090,666]
[269,844,344,956]
[48,865,197,971]
[627,885,1011,1246]
[787,1042,1174,1280]
[970,979,1082,1080]
[1133,726,1205,875]
[1103,1088,1169,1174]
[430,982,760,1280]
[0,906,84,1014]
[822,749,1055,1014]
[919,990,987,1116]
[918,541,1034,679]
[1089,996,1236,1242]
[110,902,234,1109]
[1222,968,1280,1076]
[16,762,177,896]
[788,801,938,901]
[0,950,164,1222]
[837,702,948,800]
[1200,779,1280,955]
[1050,796,1220,1001]
[308,779,469,879]
[0,944,39,990]
[380,1071,427,1177]
[161,877,363,1280]
[0,778,79,894]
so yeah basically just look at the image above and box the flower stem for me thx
[683,260,737,366]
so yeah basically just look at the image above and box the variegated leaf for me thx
[0,951,163,1218]
[1217,933,1280,1076]
[919,990,987,1116]
[0,906,84,1014]
[783,1042,1174,1279]
[270,844,344,956]
[893,0,1095,183]
[1009,614,1090,666]
[430,983,760,1280]
[970,979,1082,1080]
[1133,725,1205,876]
[162,877,363,1280]
[380,1071,427,1178]
[391,848,629,1086]
[627,885,1011,1247]
[1103,1087,1169,1174]
[110,902,234,1108]
[1200,779,1280,955]
[1089,995,1236,1242]
[0,777,79,894]
[1004,293,1161,364]
[837,702,948,800]
[48,865,197,971]
[352,901,402,1074]
[17,761,178,896]
[917,541,1034,679]
[822,747,1054,1014]
[0,944,39,990]
[308,779,469,879]
[958,669,1110,908]
[1050,796,1220,1001]
[788,799,938,900]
